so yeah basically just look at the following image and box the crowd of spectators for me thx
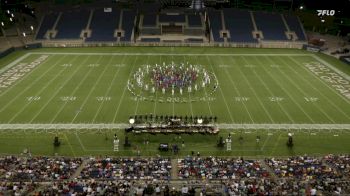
[265,155,341,180]
[0,156,82,181]
[79,157,172,180]
[0,181,38,196]
[178,156,269,180]
[0,155,349,195]
[37,180,134,196]
[323,154,350,178]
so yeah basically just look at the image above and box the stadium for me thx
[0,0,349,195]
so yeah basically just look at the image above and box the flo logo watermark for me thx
[317,10,335,16]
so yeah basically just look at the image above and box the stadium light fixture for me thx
[30,26,34,31]
[7,10,10,14]
[321,19,325,23]
[9,18,13,22]
[1,22,4,27]
[11,13,14,18]
[299,5,304,10]
[22,32,26,37]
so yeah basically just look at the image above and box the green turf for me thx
[0,129,349,157]
[0,47,349,156]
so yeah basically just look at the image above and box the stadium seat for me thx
[86,8,120,42]
[254,12,288,41]
[54,10,89,39]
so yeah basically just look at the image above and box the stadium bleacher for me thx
[254,12,288,41]
[54,10,89,39]
[142,14,158,27]
[35,13,58,39]
[140,38,161,42]
[159,14,186,23]
[120,10,136,42]
[187,14,202,28]
[208,10,224,42]
[284,14,307,41]
[223,9,257,43]
[86,8,120,42]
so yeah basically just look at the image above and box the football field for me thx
[0,47,349,156]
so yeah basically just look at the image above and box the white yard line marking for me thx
[286,56,350,119]
[91,55,127,123]
[261,56,316,123]
[134,55,150,116]
[30,56,94,123]
[241,56,295,122]
[288,56,350,105]
[112,56,139,123]
[50,57,102,123]
[192,55,213,116]
[274,56,337,123]
[0,123,348,130]
[0,55,63,114]
[152,55,163,115]
[218,57,255,123]
[205,56,235,123]
[71,56,112,123]
[229,56,274,123]
[7,56,76,123]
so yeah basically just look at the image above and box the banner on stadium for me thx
[302,44,321,52]
[104,8,112,12]
[339,55,350,65]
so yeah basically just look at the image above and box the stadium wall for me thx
[0,43,42,58]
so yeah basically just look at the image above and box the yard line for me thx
[241,56,294,156]
[205,56,235,123]
[152,55,162,115]
[134,55,150,116]
[50,56,104,123]
[29,52,312,57]
[112,56,139,123]
[228,56,274,123]
[0,55,65,114]
[285,56,350,120]
[71,55,114,123]
[217,56,255,123]
[240,56,295,123]
[91,55,127,123]
[272,56,338,123]
[29,55,95,123]
[0,123,349,130]
[256,56,316,123]
[288,56,350,105]
[7,56,78,123]
[191,55,213,116]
